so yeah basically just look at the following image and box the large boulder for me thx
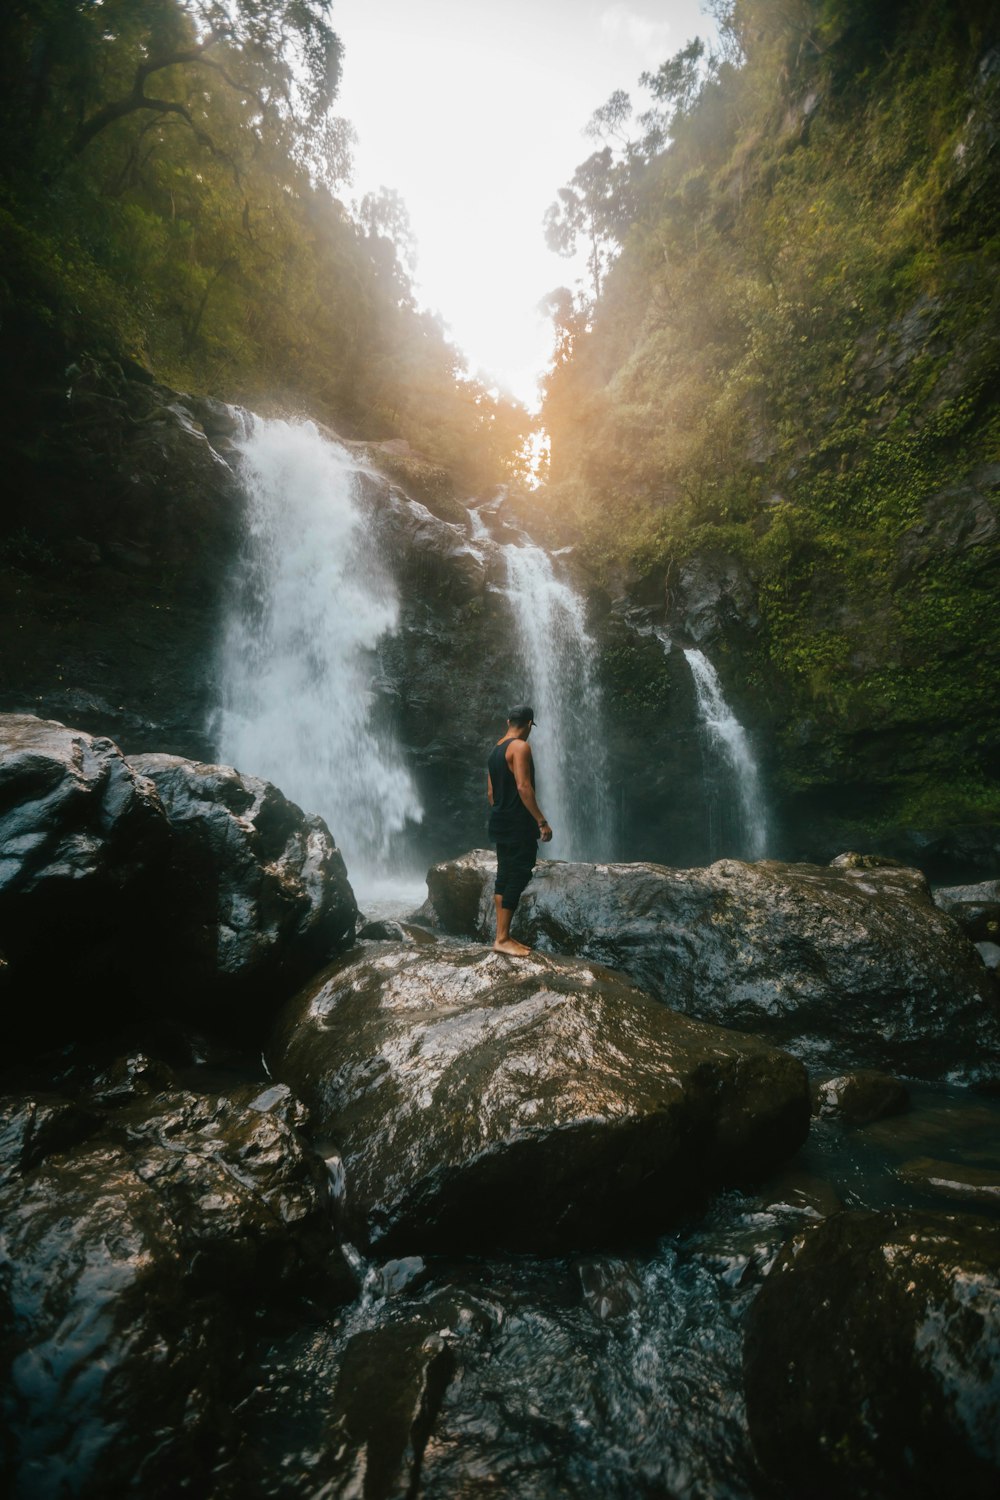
[268,942,810,1254]
[0,714,168,1040]
[744,1210,1000,1499]
[0,1080,347,1499]
[0,717,358,1045]
[129,753,357,1020]
[417,850,1000,1081]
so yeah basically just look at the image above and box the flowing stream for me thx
[682,646,769,861]
[214,417,422,885]
[231,1079,1000,1497]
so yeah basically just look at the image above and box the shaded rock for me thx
[324,1323,456,1500]
[933,879,1000,943]
[744,1210,1000,1499]
[358,917,414,943]
[0,351,245,760]
[377,1256,430,1298]
[269,942,810,1254]
[0,714,168,1041]
[978,941,1000,971]
[812,1070,911,1125]
[0,1095,101,1186]
[896,466,1000,581]
[129,752,357,1021]
[668,549,761,647]
[419,850,1000,1081]
[85,1050,177,1107]
[575,1258,644,1321]
[897,1157,1000,1207]
[0,1082,346,1498]
[758,1167,844,1221]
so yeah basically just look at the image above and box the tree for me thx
[1,0,344,186]
[543,146,635,301]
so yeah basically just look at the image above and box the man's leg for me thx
[493,844,531,955]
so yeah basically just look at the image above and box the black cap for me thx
[507,704,536,726]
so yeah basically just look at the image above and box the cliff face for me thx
[539,3,1000,872]
[0,314,243,757]
[2,317,996,881]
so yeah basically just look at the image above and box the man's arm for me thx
[487,770,494,806]
[508,740,552,839]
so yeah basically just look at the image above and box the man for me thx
[486,705,552,955]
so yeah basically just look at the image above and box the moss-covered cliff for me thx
[540,0,1000,862]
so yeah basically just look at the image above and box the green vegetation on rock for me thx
[540,0,1000,843]
[0,0,531,491]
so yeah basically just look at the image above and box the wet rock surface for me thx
[933,877,1000,943]
[812,1069,911,1125]
[269,941,810,1253]
[0,1077,347,1499]
[0,718,358,1047]
[0,714,169,1040]
[322,1322,456,1500]
[896,1157,1000,1208]
[419,850,1000,1080]
[130,753,357,1019]
[744,1210,1000,1499]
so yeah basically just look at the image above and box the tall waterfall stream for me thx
[215,417,424,889]
[483,514,613,862]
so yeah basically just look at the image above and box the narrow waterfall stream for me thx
[480,515,613,862]
[214,417,423,886]
[682,646,769,861]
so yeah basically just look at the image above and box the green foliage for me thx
[0,0,530,491]
[539,0,1000,820]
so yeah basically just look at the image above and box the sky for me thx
[333,0,715,407]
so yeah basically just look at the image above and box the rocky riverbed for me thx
[2,715,999,1498]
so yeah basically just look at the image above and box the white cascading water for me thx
[214,417,422,884]
[682,646,769,860]
[499,537,613,861]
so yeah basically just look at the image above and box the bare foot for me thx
[493,938,532,956]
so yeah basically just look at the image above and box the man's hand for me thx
[539,822,553,843]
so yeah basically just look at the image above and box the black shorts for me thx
[494,839,538,912]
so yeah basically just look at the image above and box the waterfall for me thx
[499,538,612,861]
[214,417,422,883]
[682,647,769,861]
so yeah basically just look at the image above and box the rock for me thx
[0,714,169,1041]
[978,941,1000,971]
[129,752,357,1022]
[1,354,245,760]
[896,468,1000,580]
[322,1323,456,1500]
[812,1070,910,1125]
[377,1256,430,1298]
[418,850,1000,1081]
[933,879,1000,943]
[0,1081,347,1497]
[182,393,243,442]
[897,1157,1000,1207]
[744,1210,1000,1499]
[269,942,810,1254]
[85,1051,177,1107]
[0,719,358,1045]
[0,1094,101,1186]
[358,917,414,943]
[668,549,761,646]
[575,1258,644,1321]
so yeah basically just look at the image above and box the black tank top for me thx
[487,738,539,842]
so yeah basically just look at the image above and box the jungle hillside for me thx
[539,0,1000,851]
